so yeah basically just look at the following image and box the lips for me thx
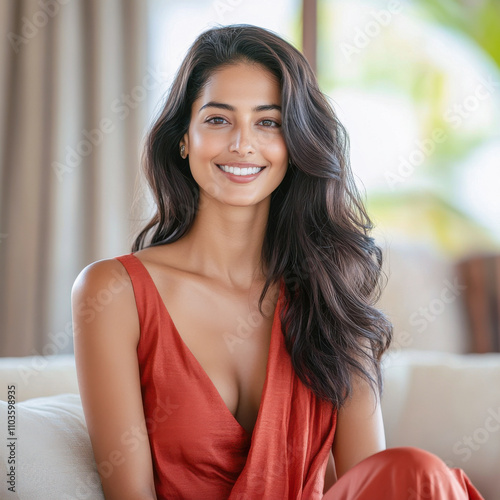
[215,163,266,182]
[216,164,265,176]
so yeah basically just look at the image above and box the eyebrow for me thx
[198,101,282,114]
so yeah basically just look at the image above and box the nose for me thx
[228,123,255,156]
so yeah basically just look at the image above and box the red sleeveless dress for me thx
[115,253,337,499]
[115,252,485,500]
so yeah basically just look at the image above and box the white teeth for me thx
[219,165,264,176]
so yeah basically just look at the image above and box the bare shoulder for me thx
[71,256,157,499]
[72,257,139,345]
[72,256,133,292]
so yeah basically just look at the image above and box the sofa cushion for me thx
[382,349,500,500]
[0,393,104,499]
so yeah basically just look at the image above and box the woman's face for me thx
[181,62,289,208]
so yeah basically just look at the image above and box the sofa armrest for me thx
[0,354,78,402]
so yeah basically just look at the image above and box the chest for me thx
[155,274,280,436]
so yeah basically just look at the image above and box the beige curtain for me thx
[0,0,150,356]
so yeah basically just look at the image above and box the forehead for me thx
[195,63,281,107]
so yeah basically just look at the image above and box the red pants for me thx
[322,447,484,500]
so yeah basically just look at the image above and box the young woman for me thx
[72,24,484,500]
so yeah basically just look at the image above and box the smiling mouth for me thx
[216,164,266,176]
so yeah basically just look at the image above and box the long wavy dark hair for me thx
[132,24,393,410]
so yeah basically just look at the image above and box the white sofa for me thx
[0,351,499,500]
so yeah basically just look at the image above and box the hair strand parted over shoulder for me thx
[132,23,393,410]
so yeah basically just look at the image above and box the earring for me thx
[180,145,186,159]
[288,158,292,166]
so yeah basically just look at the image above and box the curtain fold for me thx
[0,0,149,356]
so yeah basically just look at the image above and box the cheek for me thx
[263,137,288,164]
[188,127,225,154]
[273,139,290,180]
[189,130,211,152]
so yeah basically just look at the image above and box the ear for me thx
[181,132,189,155]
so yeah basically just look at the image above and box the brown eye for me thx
[206,117,227,124]
[260,119,280,127]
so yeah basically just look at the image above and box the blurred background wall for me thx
[0,0,499,357]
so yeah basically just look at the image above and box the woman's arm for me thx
[331,368,386,479]
[72,259,158,500]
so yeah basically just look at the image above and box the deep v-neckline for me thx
[129,252,283,438]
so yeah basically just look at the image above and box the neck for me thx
[177,194,271,290]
